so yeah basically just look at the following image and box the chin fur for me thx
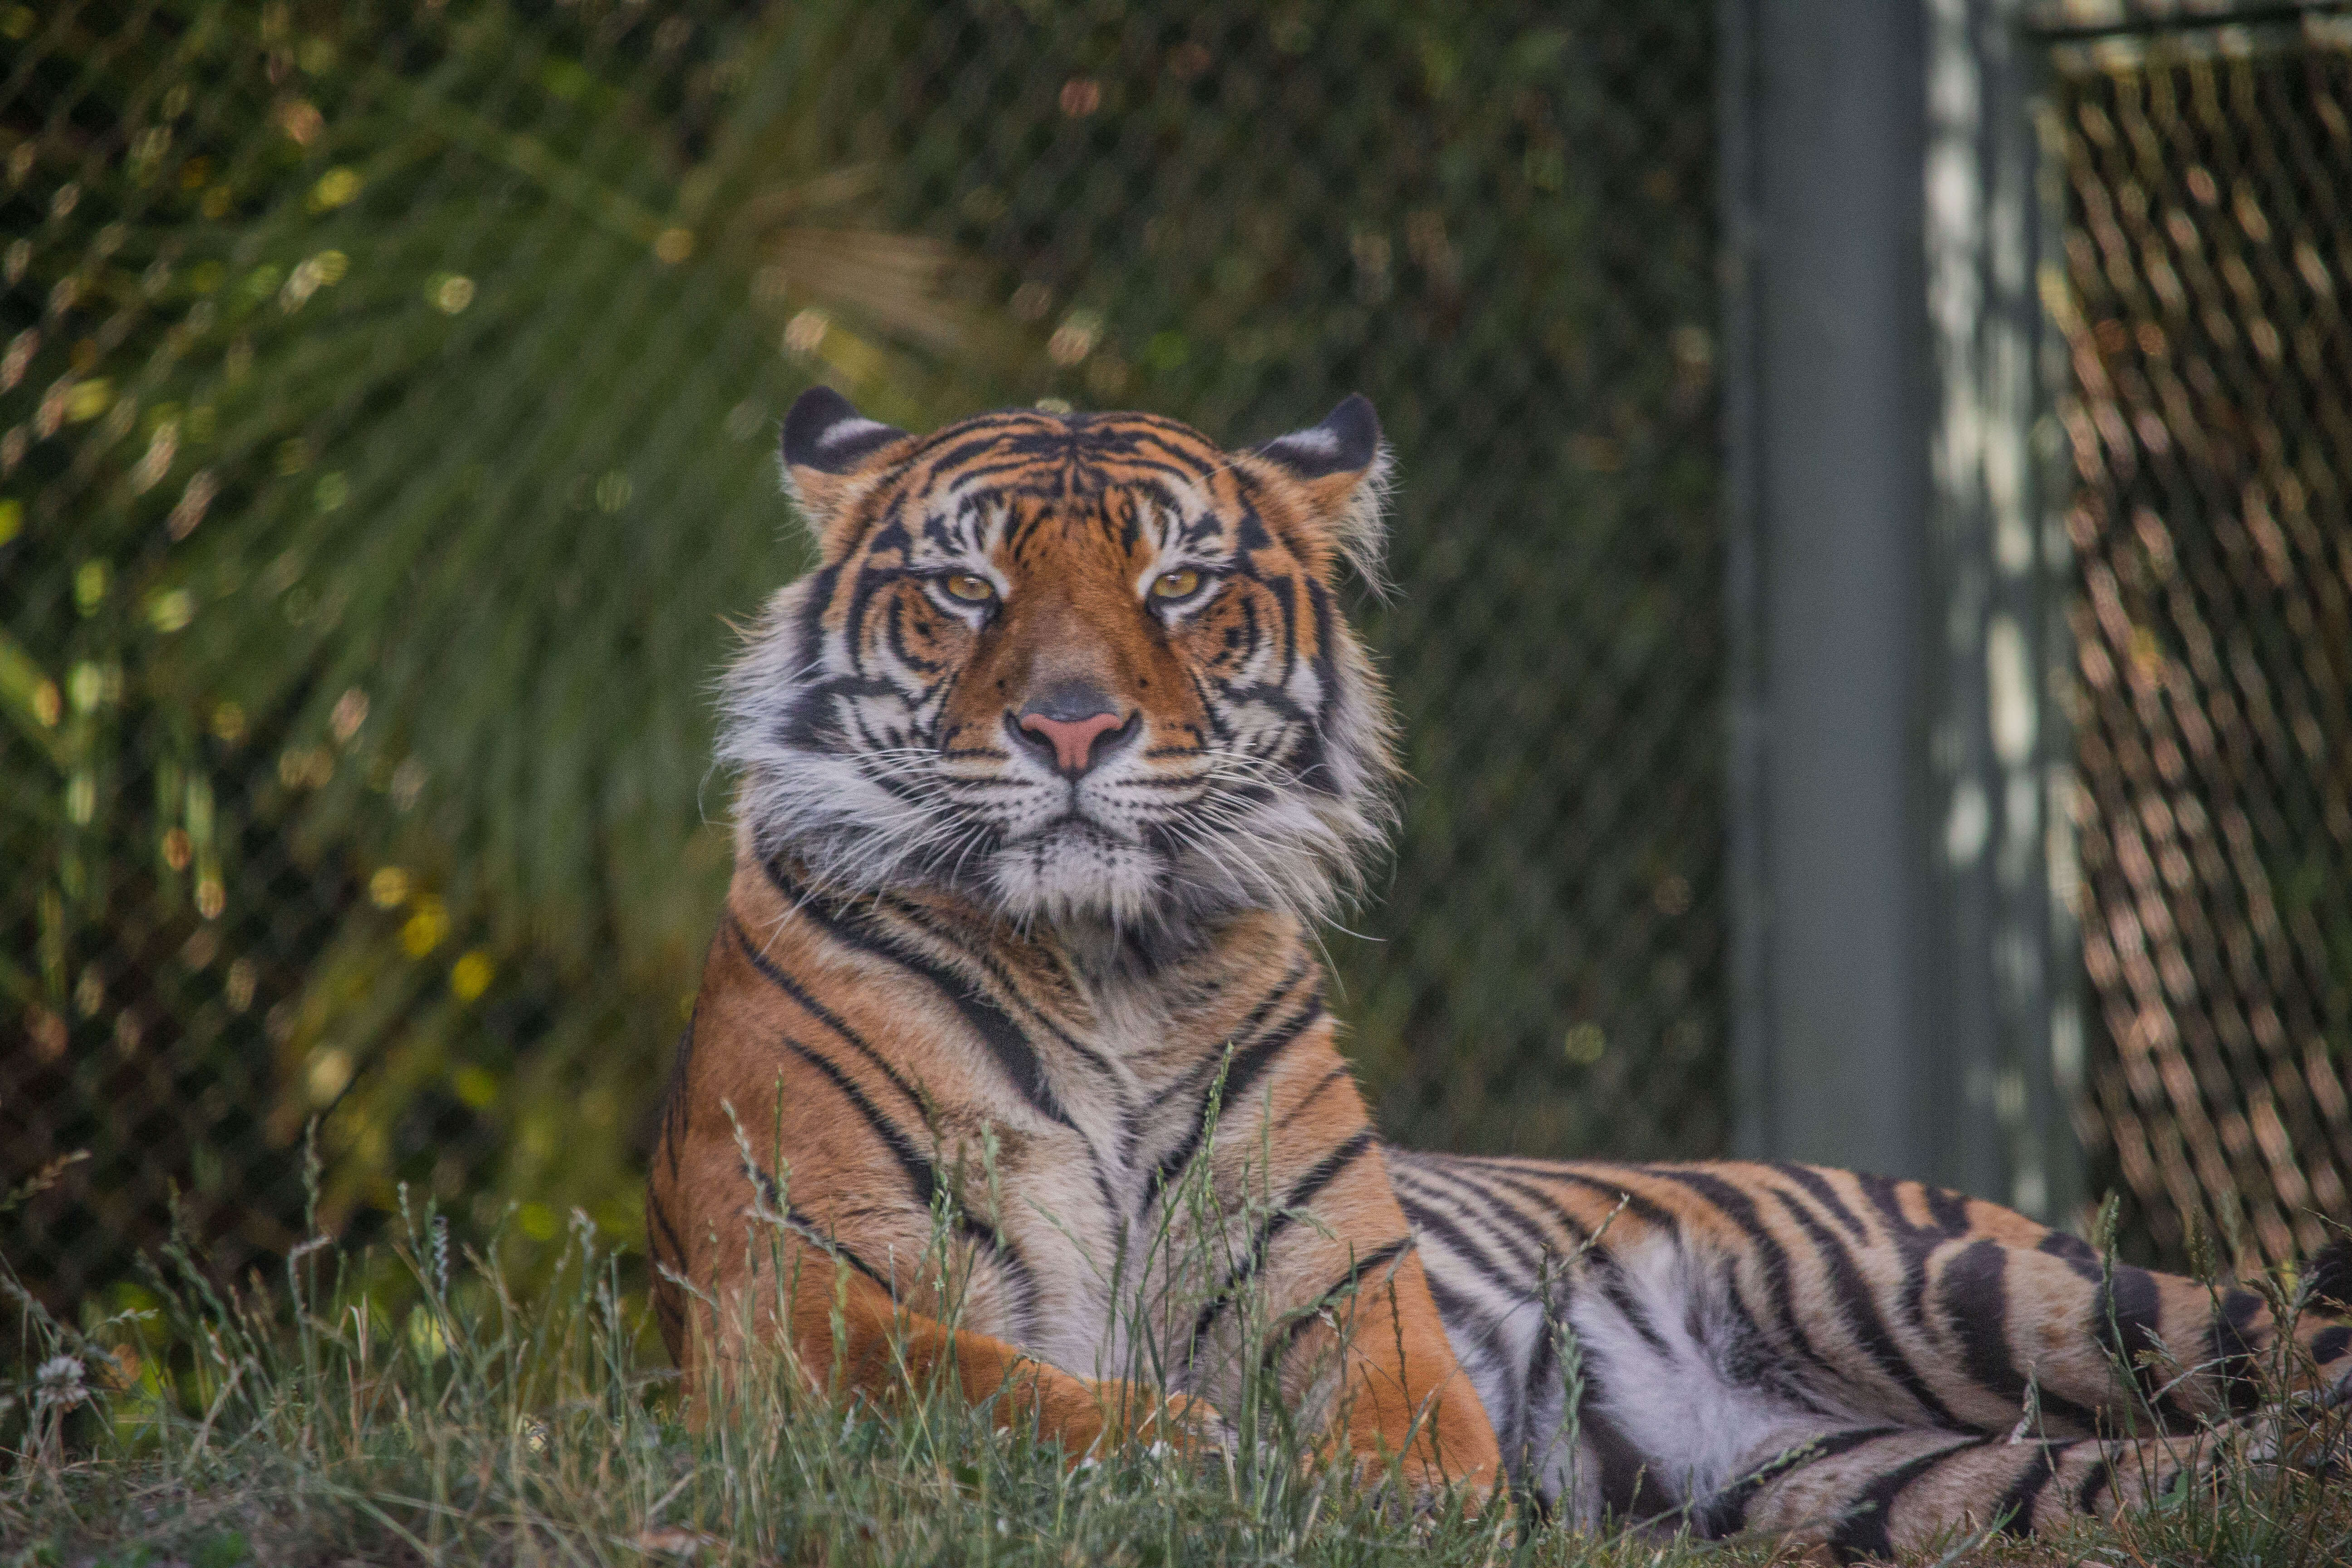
[985,828,1167,926]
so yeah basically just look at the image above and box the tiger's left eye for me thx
[1150,568,1203,601]
[942,573,995,603]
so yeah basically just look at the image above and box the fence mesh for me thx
[2044,7,2352,1266]
[1,0,1723,1318]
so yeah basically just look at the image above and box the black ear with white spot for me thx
[780,386,907,474]
[1255,393,1380,479]
[1249,394,1390,585]
[777,387,913,543]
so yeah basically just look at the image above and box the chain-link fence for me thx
[2041,2,2352,1265]
[2,1,1722,1320]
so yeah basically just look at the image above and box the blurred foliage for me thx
[2,0,1723,1317]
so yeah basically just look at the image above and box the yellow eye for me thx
[942,573,995,603]
[1150,568,1203,601]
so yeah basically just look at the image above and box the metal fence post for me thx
[1725,0,2082,1215]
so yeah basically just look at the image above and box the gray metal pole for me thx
[1720,0,2082,1214]
[1724,0,1938,1179]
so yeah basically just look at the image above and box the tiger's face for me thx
[722,390,1396,932]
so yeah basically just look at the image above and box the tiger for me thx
[647,387,2352,1553]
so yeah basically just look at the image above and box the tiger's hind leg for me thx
[1664,1180,2352,1556]
[1701,1415,2326,1559]
[1885,1205,2352,1438]
[1594,1163,2352,1442]
[1396,1155,2350,1546]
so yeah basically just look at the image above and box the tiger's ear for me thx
[779,386,911,534]
[1250,393,1391,584]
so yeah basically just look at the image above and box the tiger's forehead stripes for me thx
[842,412,1272,571]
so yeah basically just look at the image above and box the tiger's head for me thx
[721,389,1397,934]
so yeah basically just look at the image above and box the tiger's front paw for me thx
[1311,1443,1509,1520]
[1380,1453,1513,1520]
[1135,1389,1231,1454]
[1080,1379,1230,1459]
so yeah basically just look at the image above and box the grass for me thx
[2,1182,2347,1568]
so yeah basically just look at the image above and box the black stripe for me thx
[652,1290,685,1356]
[744,1162,895,1295]
[1991,1441,2071,1537]
[1707,1262,1826,1415]
[727,918,925,1110]
[1274,1062,1355,1131]
[1395,1187,1547,1458]
[2036,1227,2104,1282]
[1470,1163,1708,1446]
[1771,1164,1873,1245]
[1445,1254,1545,1472]
[818,884,1128,1232]
[1464,1167,1602,1249]
[1749,1180,1960,1427]
[647,1191,692,1361]
[1938,1238,2103,1430]
[646,1188,691,1353]
[1691,1426,1903,1539]
[1476,1160,1678,1230]
[2093,1263,2195,1427]
[655,937,718,1175]
[1186,1130,1377,1362]
[1827,1435,1992,1563]
[1584,1245,1675,1358]
[776,1037,940,1207]
[2074,1447,2117,1514]
[1420,1269,1519,1386]
[1392,1172,1549,1296]
[767,858,1074,1129]
[1923,1184,1972,1234]
[884,898,1119,1081]
[1147,971,1323,1191]
[657,1006,700,1179]
[1395,1158,1566,1279]
[2206,1288,2268,1416]
[1516,1273,1568,1479]
[1614,1168,1845,1393]
[788,1204,893,1292]
[1149,957,1314,1126]
[1849,1172,1975,1338]
[1217,986,1327,1115]
[1856,1173,1970,1240]
[1261,1237,1415,1382]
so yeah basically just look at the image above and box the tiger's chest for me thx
[795,933,1315,1392]
[707,887,1346,1394]
[909,977,1240,1381]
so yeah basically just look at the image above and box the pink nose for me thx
[1019,710,1127,774]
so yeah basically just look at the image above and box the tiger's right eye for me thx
[942,573,996,603]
